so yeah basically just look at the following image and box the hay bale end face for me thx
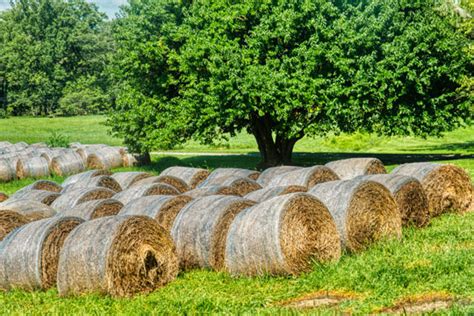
[111,171,152,189]
[16,157,50,179]
[244,185,307,203]
[15,180,62,193]
[325,158,387,180]
[57,215,178,297]
[309,179,402,252]
[119,195,192,231]
[183,185,240,199]
[132,175,190,193]
[160,167,210,189]
[51,187,115,212]
[62,169,112,187]
[0,216,83,291]
[225,193,341,276]
[392,162,472,216]
[113,183,179,205]
[0,199,57,222]
[257,166,302,187]
[171,195,256,270]
[0,210,29,241]
[267,166,339,189]
[57,199,123,221]
[10,189,60,206]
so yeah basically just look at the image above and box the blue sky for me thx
[0,0,126,18]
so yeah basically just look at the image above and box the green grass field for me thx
[0,116,473,314]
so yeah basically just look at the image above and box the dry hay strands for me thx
[63,175,122,193]
[51,187,115,212]
[111,171,152,190]
[171,195,256,270]
[267,166,339,189]
[391,162,472,216]
[0,199,57,221]
[113,183,179,205]
[14,180,62,194]
[58,199,123,220]
[357,174,430,227]
[51,152,86,176]
[86,147,124,170]
[198,176,262,196]
[16,156,50,179]
[257,165,302,187]
[309,179,402,252]
[0,210,29,241]
[207,168,260,181]
[119,195,192,231]
[10,189,61,206]
[225,193,341,276]
[0,159,16,182]
[132,175,189,193]
[244,185,307,203]
[0,193,8,203]
[62,169,112,187]
[325,158,387,180]
[0,216,83,290]
[183,185,240,199]
[57,215,178,297]
[160,166,210,189]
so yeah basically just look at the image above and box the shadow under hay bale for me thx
[171,195,255,270]
[309,179,402,252]
[15,180,62,194]
[132,175,190,193]
[57,215,178,297]
[391,162,472,216]
[225,193,341,276]
[51,152,86,176]
[57,199,123,220]
[119,195,192,232]
[0,193,7,203]
[244,185,307,203]
[51,187,115,212]
[10,189,61,206]
[0,210,29,241]
[62,169,112,187]
[198,176,262,196]
[160,166,210,189]
[325,158,387,180]
[257,166,302,187]
[0,160,16,182]
[111,171,152,190]
[183,185,240,199]
[0,216,83,291]
[357,174,430,227]
[62,175,122,193]
[113,183,179,205]
[267,166,339,189]
[16,156,50,179]
[0,199,57,221]
[86,148,124,170]
[207,168,260,181]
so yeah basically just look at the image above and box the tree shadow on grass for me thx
[400,141,474,153]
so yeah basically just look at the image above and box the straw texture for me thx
[267,166,339,188]
[50,152,86,176]
[325,158,387,180]
[0,210,29,241]
[257,166,302,186]
[113,183,179,205]
[132,175,190,193]
[160,167,210,188]
[51,187,115,212]
[16,157,50,179]
[0,199,57,221]
[111,172,152,189]
[57,199,123,220]
[244,185,307,203]
[10,189,61,206]
[62,169,112,187]
[183,185,240,198]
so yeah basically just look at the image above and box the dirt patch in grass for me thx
[377,292,470,314]
[275,290,358,310]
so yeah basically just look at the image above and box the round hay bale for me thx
[267,166,339,189]
[183,185,240,199]
[171,195,256,270]
[62,169,112,187]
[57,215,178,297]
[0,216,83,290]
[16,156,50,179]
[14,180,62,193]
[62,175,122,193]
[198,176,262,196]
[40,149,69,165]
[160,166,210,189]
[0,199,56,221]
[132,175,189,193]
[75,145,109,162]
[0,210,29,241]
[10,189,60,206]
[257,166,302,186]
[119,195,192,231]
[0,193,8,203]
[51,152,86,176]
[391,162,472,216]
[57,199,123,220]
[207,168,260,181]
[86,148,124,170]
[51,187,115,212]
[0,159,16,182]
[225,193,341,276]
[244,185,307,203]
[357,174,430,227]
[113,183,179,205]
[325,158,387,180]
[111,171,152,189]
[309,179,402,252]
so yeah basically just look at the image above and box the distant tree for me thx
[109,0,472,166]
[0,0,112,116]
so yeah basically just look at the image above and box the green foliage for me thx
[0,0,113,116]
[46,131,70,148]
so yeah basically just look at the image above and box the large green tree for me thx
[0,0,112,115]
[110,0,472,167]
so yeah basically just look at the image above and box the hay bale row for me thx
[325,158,387,180]
[160,167,209,189]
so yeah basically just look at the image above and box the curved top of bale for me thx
[199,176,262,196]
[257,166,302,186]
[111,172,152,189]
[0,199,57,221]
[325,158,387,180]
[14,180,62,194]
[183,185,240,199]
[267,166,339,188]
[0,210,29,241]
[160,166,210,188]
[10,189,61,206]
[58,199,123,220]
[51,187,115,212]
[132,175,190,193]
[113,183,179,205]
[207,168,260,181]
[62,169,112,187]
[63,175,122,193]
[244,185,307,203]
